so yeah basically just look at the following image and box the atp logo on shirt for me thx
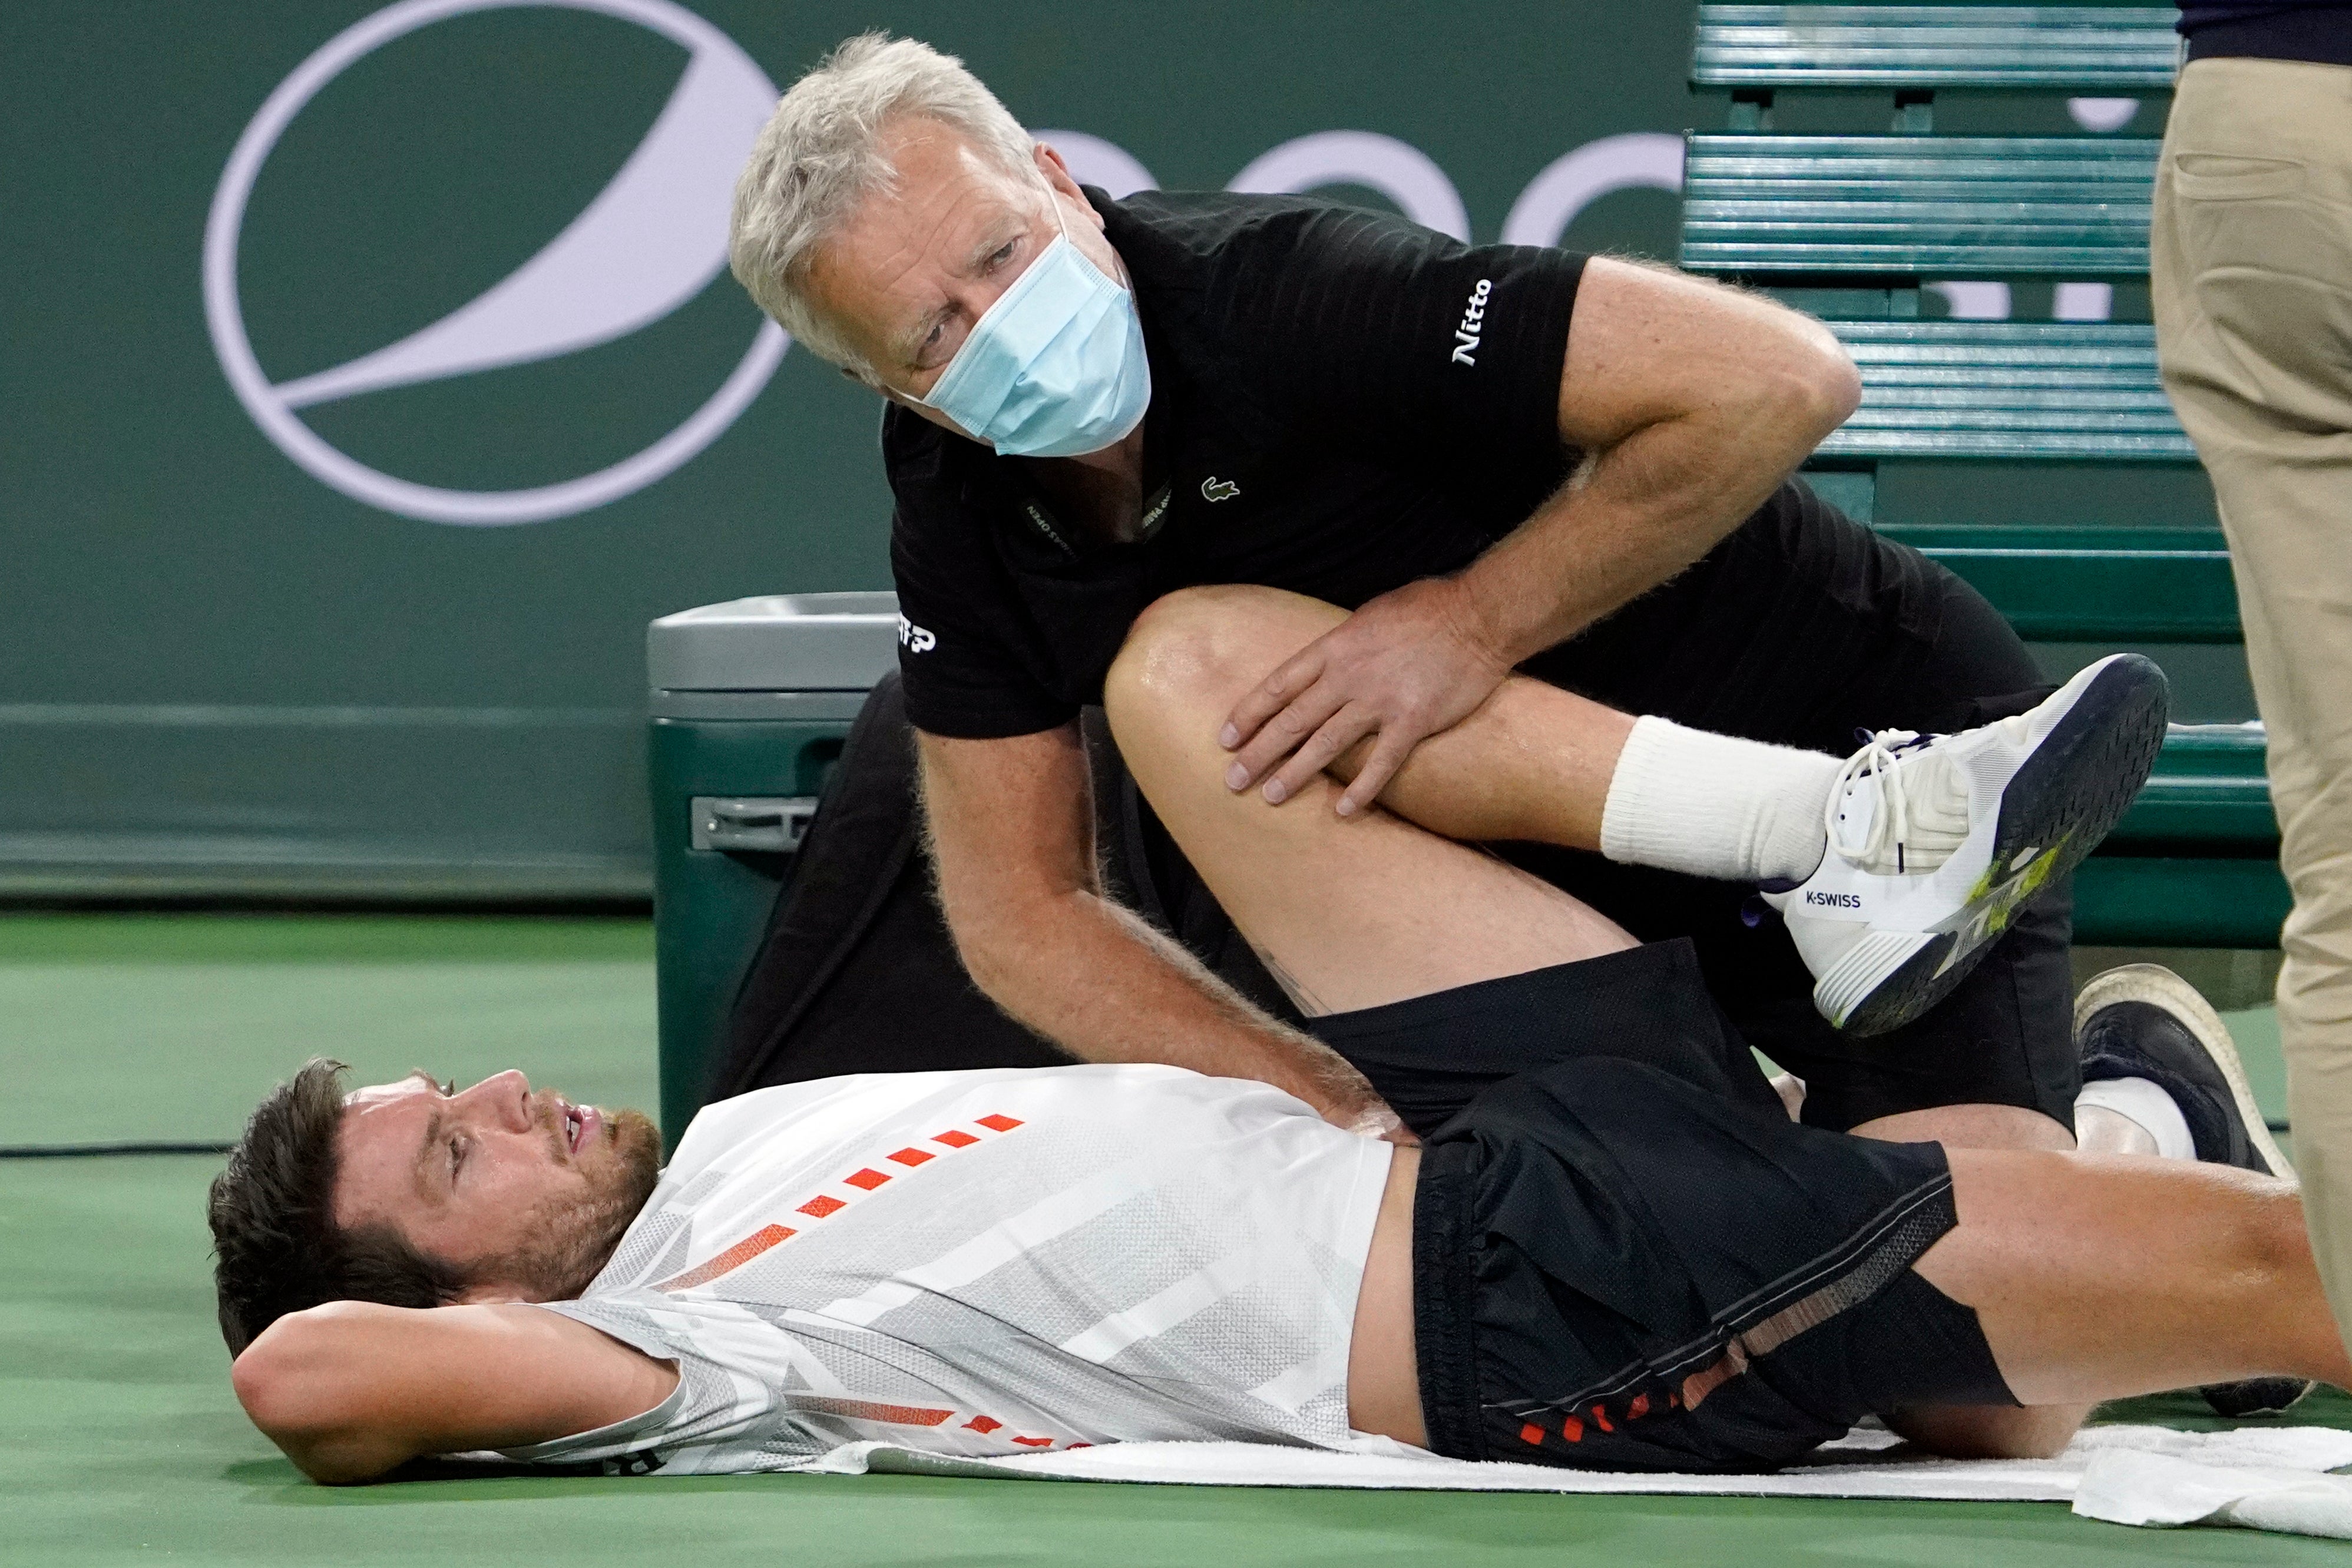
[898,614,937,654]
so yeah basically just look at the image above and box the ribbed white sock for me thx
[1599,716,1845,884]
[2075,1075,2196,1160]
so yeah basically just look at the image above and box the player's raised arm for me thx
[230,1300,677,1484]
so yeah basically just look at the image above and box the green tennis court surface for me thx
[2,914,2343,1566]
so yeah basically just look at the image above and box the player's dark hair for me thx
[207,1057,466,1355]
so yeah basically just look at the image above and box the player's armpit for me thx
[230,1299,678,1484]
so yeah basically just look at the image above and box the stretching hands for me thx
[1218,576,1510,819]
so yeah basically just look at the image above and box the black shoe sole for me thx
[1842,656,2171,1037]
[2200,1375,2314,1418]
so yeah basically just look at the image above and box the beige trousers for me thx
[2152,56,2352,1341]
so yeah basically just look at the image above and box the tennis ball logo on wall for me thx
[203,0,786,527]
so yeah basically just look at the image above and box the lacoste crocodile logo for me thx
[1201,476,1240,503]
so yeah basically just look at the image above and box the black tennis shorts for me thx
[1303,938,1784,1139]
[1411,1057,2014,1471]
[1306,944,2015,1471]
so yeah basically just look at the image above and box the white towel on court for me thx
[788,1423,2352,1540]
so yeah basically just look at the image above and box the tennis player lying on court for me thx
[211,588,2330,1484]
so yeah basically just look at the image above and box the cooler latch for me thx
[690,796,819,854]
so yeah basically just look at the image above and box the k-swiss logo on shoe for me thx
[1200,475,1240,503]
[1451,277,1492,366]
[1804,891,1864,909]
[897,614,937,654]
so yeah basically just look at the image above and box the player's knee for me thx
[1106,586,1294,740]
[2245,1180,2314,1283]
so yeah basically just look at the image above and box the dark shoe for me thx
[2075,964,2308,1418]
[2198,1376,2312,1418]
[2076,964,2291,1177]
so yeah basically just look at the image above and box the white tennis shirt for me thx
[493,1064,1395,1474]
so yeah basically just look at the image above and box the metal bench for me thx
[1685,4,2284,949]
[1695,5,2177,127]
[1682,135,2157,279]
[1821,321,2191,461]
[1680,4,2179,456]
[1884,525,2234,641]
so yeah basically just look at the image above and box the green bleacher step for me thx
[1819,321,2193,462]
[2121,724,2275,846]
[2085,723,2281,947]
[1682,135,2157,277]
[1693,5,2181,90]
[2076,854,2289,947]
[1875,524,2232,641]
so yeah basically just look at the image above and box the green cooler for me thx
[646,592,899,1144]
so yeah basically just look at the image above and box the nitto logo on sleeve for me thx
[898,616,937,654]
[1450,278,1492,366]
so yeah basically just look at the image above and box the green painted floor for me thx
[2,914,2344,1566]
[0,914,659,1148]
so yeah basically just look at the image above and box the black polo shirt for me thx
[886,188,1586,740]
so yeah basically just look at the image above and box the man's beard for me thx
[485,1109,664,1301]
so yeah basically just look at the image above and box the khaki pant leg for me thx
[2152,57,2352,1337]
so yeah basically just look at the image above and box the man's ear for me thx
[1034,142,1102,229]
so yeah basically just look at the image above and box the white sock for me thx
[1599,716,1844,884]
[2075,1076,2196,1160]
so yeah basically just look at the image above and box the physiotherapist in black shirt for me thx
[726,35,2093,1185]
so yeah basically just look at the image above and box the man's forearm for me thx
[1458,260,1861,666]
[958,882,1381,1122]
[1458,405,1799,664]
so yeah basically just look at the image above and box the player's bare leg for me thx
[1908,1150,2348,1453]
[1104,596,1636,1015]
[1134,584,1636,856]
[1108,583,2092,1457]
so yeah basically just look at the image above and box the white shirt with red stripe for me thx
[490,1064,1395,1474]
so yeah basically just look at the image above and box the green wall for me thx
[2,2,1711,897]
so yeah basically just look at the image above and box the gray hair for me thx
[729,33,1037,375]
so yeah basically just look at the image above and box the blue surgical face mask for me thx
[919,183,1151,458]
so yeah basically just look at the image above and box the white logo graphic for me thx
[203,0,785,526]
[1230,130,1470,241]
[1063,126,1683,255]
[1451,277,1491,366]
[1500,132,1684,248]
[897,615,937,654]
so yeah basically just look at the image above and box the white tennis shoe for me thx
[1764,653,2170,1036]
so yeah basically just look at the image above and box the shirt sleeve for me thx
[884,415,1083,741]
[1208,202,1585,481]
[477,1296,809,1474]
